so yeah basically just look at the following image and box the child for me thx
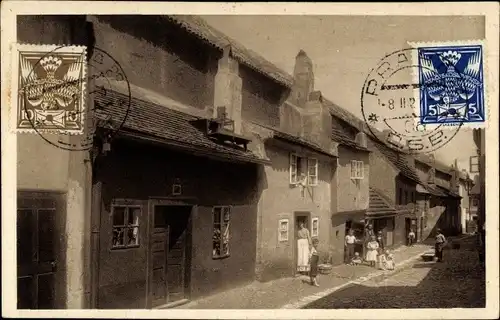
[365,235,379,267]
[309,238,320,286]
[345,229,357,264]
[350,252,362,266]
[384,250,395,270]
[408,229,416,246]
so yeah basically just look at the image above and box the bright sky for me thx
[202,15,484,173]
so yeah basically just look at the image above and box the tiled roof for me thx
[414,154,453,176]
[367,188,398,216]
[94,90,268,165]
[166,15,294,88]
[324,98,368,133]
[372,140,423,184]
[435,181,462,198]
[437,186,461,198]
[273,130,337,158]
[423,184,448,197]
[331,127,370,152]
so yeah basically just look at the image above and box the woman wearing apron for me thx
[297,222,311,273]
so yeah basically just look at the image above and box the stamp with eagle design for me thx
[15,44,87,134]
[415,44,486,126]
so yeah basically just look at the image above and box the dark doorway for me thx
[405,217,417,245]
[344,219,364,262]
[17,191,65,309]
[294,212,311,274]
[151,205,192,307]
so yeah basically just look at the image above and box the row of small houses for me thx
[16,15,474,310]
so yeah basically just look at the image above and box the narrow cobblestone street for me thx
[176,242,433,309]
[304,236,485,309]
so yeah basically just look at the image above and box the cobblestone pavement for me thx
[304,236,485,309]
[175,242,433,309]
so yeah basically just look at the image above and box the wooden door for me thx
[165,207,189,303]
[17,192,62,309]
[151,205,190,306]
[151,226,169,307]
[166,226,186,302]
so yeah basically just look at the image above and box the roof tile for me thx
[332,127,370,152]
[94,90,268,164]
[367,188,398,216]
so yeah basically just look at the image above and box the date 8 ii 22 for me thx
[378,97,416,110]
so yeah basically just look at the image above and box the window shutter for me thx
[358,161,364,179]
[314,159,318,184]
[350,160,357,178]
[290,153,297,184]
[307,158,318,186]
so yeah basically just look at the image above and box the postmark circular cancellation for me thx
[15,44,131,151]
[361,42,486,154]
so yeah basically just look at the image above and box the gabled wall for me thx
[368,150,398,203]
[16,15,92,309]
[89,16,218,111]
[335,147,370,213]
[256,139,334,281]
[330,146,369,265]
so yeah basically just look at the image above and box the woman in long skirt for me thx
[297,222,311,273]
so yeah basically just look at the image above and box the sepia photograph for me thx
[1,2,498,319]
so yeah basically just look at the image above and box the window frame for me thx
[212,205,231,259]
[311,217,319,238]
[111,204,141,250]
[307,158,319,186]
[290,153,299,184]
[278,218,289,242]
[470,155,479,173]
[350,160,364,180]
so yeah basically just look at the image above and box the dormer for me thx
[203,105,251,151]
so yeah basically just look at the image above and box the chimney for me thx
[355,132,368,149]
[213,46,243,134]
[450,159,460,192]
[302,90,333,152]
[291,50,314,108]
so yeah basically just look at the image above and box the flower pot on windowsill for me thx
[318,263,333,275]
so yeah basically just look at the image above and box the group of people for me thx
[297,221,454,288]
[344,225,395,270]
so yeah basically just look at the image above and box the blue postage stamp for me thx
[416,44,485,126]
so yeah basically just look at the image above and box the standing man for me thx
[435,228,447,262]
[408,229,416,246]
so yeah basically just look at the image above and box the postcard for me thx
[1,2,498,319]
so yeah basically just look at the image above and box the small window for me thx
[111,205,141,249]
[350,160,364,179]
[307,158,319,186]
[311,217,319,237]
[404,190,408,205]
[278,219,289,242]
[213,206,231,259]
[398,188,403,205]
[470,156,479,173]
[290,153,301,184]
